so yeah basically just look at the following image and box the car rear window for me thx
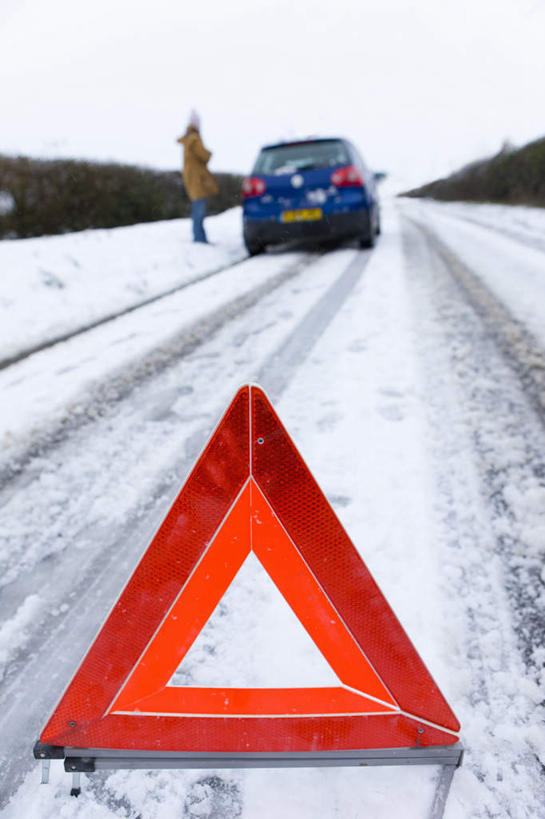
[253,140,350,175]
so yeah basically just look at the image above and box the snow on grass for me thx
[0,208,245,362]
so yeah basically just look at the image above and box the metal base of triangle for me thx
[44,742,463,771]
[35,741,462,816]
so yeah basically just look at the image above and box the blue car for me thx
[242,137,380,255]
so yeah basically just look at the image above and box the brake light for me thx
[331,166,364,187]
[242,177,267,198]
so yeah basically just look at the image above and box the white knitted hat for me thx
[188,109,201,131]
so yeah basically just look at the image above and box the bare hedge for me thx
[401,136,545,207]
[0,155,244,239]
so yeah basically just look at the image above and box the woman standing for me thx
[177,112,218,243]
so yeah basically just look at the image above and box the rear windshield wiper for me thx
[294,163,321,171]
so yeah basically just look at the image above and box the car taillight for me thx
[331,166,364,187]
[242,177,267,198]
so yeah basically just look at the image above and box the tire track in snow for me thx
[0,254,248,372]
[407,216,545,426]
[405,214,545,669]
[257,250,370,401]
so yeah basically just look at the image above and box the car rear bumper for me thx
[243,209,371,247]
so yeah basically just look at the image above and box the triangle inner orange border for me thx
[110,479,399,718]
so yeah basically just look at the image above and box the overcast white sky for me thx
[1,0,545,187]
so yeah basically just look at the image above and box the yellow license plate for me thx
[281,208,323,223]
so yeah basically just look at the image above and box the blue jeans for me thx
[191,198,208,243]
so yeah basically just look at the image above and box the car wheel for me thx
[358,212,375,249]
[245,239,264,256]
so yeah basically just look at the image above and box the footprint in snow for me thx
[347,338,367,353]
[317,411,342,431]
[377,404,405,422]
[183,775,242,819]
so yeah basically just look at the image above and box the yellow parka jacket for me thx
[177,127,219,201]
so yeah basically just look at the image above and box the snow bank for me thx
[0,208,245,362]
[0,247,305,463]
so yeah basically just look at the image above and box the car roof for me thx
[260,137,348,151]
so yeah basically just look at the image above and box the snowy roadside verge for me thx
[0,248,316,470]
[397,198,545,250]
[0,208,245,363]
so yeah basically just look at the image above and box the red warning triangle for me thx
[41,385,459,753]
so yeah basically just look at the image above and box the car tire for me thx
[245,239,264,257]
[358,212,375,249]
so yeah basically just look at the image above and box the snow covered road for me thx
[1,201,544,818]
